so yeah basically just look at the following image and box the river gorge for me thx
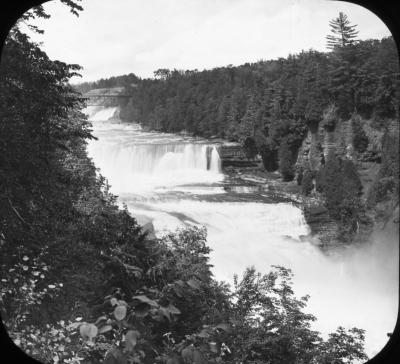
[85,106,398,360]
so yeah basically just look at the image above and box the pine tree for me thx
[326,12,359,50]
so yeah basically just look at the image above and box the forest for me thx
[0,2,397,364]
[77,15,399,242]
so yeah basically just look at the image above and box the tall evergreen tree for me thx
[326,12,359,49]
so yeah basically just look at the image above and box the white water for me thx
[85,106,398,360]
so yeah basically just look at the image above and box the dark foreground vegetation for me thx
[1,3,393,364]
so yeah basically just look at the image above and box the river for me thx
[85,106,398,360]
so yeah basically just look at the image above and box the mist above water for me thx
[86,106,398,359]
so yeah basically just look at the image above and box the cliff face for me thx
[296,113,398,248]
[296,117,355,173]
[219,143,258,168]
[295,114,390,198]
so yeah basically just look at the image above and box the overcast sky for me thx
[26,0,392,83]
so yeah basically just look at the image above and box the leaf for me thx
[124,330,140,353]
[94,315,107,325]
[124,263,142,272]
[192,349,206,364]
[79,323,98,340]
[159,307,171,322]
[174,279,185,287]
[197,329,210,338]
[186,278,201,290]
[98,324,113,334]
[209,342,218,354]
[104,348,127,364]
[181,346,194,362]
[110,298,118,306]
[114,305,127,321]
[166,354,184,364]
[167,304,181,315]
[68,322,83,329]
[132,295,158,307]
[216,323,231,333]
[133,302,150,317]
[172,285,183,298]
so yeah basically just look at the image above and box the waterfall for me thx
[86,107,398,359]
[86,108,222,194]
[85,106,118,121]
[210,146,221,172]
[88,141,223,194]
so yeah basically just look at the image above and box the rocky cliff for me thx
[296,112,398,248]
[219,143,258,168]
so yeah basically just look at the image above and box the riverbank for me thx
[92,105,397,254]
[221,162,396,254]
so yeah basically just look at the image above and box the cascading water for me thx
[86,105,118,121]
[210,146,221,172]
[86,108,223,194]
[86,106,398,360]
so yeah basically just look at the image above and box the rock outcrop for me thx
[219,143,258,168]
[303,205,339,248]
[296,111,398,247]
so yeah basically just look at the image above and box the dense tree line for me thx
[111,31,398,237]
[96,20,398,238]
[77,14,399,240]
[112,36,398,173]
[1,6,387,364]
